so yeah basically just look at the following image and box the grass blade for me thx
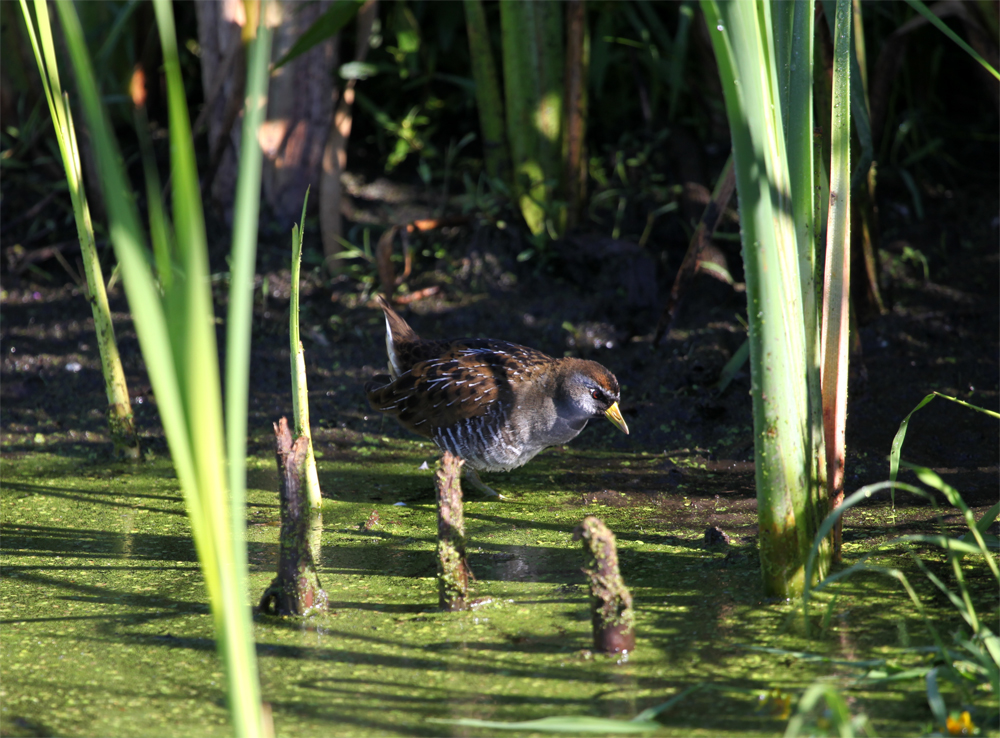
[273,0,365,69]
[429,716,661,733]
[888,392,936,505]
[220,5,273,734]
[56,0,268,733]
[903,0,1000,80]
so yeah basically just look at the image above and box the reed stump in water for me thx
[259,417,328,616]
[573,516,635,654]
[436,451,472,611]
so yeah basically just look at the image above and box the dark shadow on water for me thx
[2,570,209,627]
[4,481,187,517]
[2,522,199,562]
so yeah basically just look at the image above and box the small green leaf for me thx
[274,0,366,69]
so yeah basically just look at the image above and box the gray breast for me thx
[430,406,522,472]
[431,406,590,472]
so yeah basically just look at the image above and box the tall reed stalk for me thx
[19,0,139,460]
[701,0,856,596]
[51,0,272,733]
[498,0,565,237]
[463,0,508,183]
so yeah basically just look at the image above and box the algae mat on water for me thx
[0,445,954,736]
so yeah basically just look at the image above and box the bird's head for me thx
[559,359,629,434]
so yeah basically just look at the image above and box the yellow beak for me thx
[604,402,629,435]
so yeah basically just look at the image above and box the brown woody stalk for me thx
[573,516,635,654]
[436,451,472,611]
[259,417,327,616]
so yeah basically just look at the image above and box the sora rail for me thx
[365,296,629,497]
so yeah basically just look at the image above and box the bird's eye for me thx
[591,390,601,401]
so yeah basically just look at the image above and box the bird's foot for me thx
[463,467,506,500]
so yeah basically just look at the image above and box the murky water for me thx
[1,446,992,737]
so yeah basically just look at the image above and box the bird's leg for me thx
[462,467,506,500]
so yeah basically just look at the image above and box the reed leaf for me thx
[819,0,852,561]
[904,0,1000,80]
[700,0,824,597]
[290,190,322,508]
[54,0,270,733]
[19,0,139,459]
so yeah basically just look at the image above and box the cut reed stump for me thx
[259,417,328,616]
[573,516,635,654]
[436,451,472,611]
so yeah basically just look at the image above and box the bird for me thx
[365,296,629,498]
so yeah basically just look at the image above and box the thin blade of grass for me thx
[632,684,704,722]
[783,683,858,738]
[428,716,661,733]
[888,392,936,505]
[803,480,931,632]
[925,668,948,728]
[667,1,695,122]
[903,462,999,578]
[132,96,173,292]
[903,0,1000,80]
[929,390,1000,419]
[714,338,749,393]
[151,0,230,611]
[219,2,273,732]
[907,552,978,632]
[973,501,1000,537]
[54,0,199,523]
[273,0,365,69]
[894,534,989,556]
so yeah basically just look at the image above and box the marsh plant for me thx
[800,393,999,735]
[27,0,275,734]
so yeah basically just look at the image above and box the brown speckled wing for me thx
[366,340,554,438]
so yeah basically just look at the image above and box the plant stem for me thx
[463,0,508,183]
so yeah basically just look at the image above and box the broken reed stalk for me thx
[436,451,472,611]
[259,417,328,616]
[573,516,635,654]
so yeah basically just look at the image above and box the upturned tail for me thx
[377,295,419,379]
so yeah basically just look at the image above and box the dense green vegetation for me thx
[2,1,997,736]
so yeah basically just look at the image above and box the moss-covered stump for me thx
[259,417,328,616]
[107,401,141,460]
[573,515,635,654]
[436,451,472,611]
